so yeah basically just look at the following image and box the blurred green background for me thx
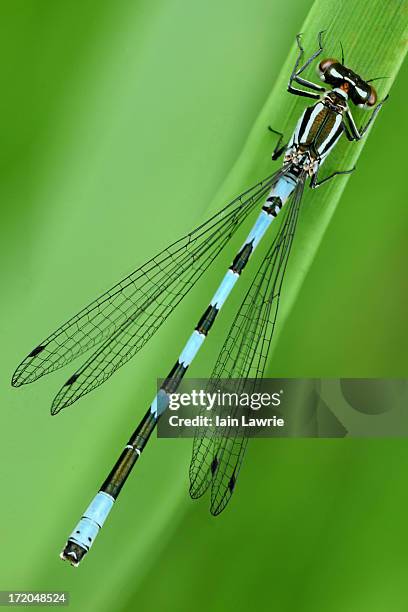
[1,1,408,611]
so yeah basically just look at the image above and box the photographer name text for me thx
[168,414,285,428]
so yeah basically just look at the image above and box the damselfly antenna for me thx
[366,76,390,83]
[339,41,345,65]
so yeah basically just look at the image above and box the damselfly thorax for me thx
[285,89,349,176]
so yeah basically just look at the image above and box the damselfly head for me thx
[317,59,377,108]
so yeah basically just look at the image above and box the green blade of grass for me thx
[205,0,408,369]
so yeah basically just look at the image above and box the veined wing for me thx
[189,175,305,514]
[12,172,284,413]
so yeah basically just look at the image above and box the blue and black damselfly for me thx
[12,32,387,566]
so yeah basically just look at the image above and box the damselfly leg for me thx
[310,165,356,189]
[268,127,288,160]
[345,94,389,140]
[288,31,326,98]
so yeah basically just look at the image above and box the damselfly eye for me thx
[352,82,377,108]
[366,86,377,107]
[318,58,339,75]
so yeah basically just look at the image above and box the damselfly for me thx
[12,32,387,567]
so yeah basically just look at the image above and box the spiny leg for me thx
[293,30,326,86]
[343,121,356,142]
[346,95,389,140]
[310,164,355,189]
[288,31,327,99]
[268,126,288,160]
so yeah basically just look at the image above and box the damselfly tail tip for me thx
[60,540,87,567]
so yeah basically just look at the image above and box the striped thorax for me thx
[285,89,349,175]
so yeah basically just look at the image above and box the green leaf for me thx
[204,0,408,370]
